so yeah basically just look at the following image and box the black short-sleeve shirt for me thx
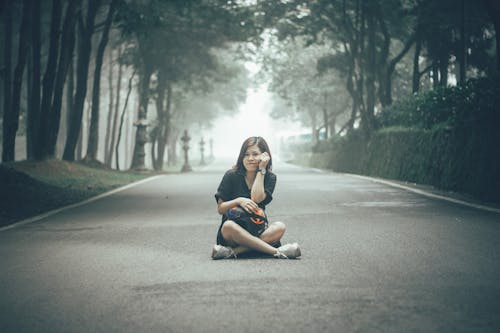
[215,168,277,223]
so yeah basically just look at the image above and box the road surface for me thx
[1,160,499,332]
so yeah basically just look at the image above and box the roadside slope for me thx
[0,160,150,227]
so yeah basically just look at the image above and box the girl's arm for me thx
[217,197,258,215]
[250,152,270,203]
[250,172,266,203]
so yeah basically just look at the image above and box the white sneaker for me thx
[274,243,301,259]
[211,244,237,260]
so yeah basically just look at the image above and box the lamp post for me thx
[199,137,206,166]
[130,110,148,170]
[180,130,192,172]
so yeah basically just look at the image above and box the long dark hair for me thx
[234,136,273,173]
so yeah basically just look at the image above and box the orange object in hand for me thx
[250,208,266,225]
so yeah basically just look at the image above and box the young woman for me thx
[212,136,301,259]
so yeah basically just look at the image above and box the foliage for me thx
[304,75,500,203]
[256,0,498,138]
[116,0,258,85]
[114,0,262,169]
[417,0,496,78]
[376,75,500,130]
[2,0,499,171]
[261,35,350,136]
[364,125,499,203]
[263,0,419,136]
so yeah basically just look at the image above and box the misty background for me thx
[1,0,499,201]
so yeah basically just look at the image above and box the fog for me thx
[208,84,306,163]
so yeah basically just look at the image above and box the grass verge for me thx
[0,159,155,228]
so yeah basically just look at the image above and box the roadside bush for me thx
[303,75,500,203]
[377,75,500,131]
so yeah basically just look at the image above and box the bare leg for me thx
[261,221,286,245]
[233,221,286,255]
[221,221,286,256]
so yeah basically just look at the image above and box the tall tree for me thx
[27,0,42,159]
[151,68,169,171]
[265,37,345,140]
[63,0,101,161]
[106,45,124,168]
[117,0,260,169]
[46,1,79,157]
[263,0,417,137]
[259,0,498,136]
[115,68,136,170]
[38,0,62,159]
[104,47,115,167]
[85,0,118,163]
[1,0,14,162]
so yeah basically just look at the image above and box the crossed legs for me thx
[221,221,286,256]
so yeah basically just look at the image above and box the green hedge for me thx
[302,76,500,204]
[363,127,499,202]
[306,126,499,203]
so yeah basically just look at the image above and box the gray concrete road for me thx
[1,160,499,333]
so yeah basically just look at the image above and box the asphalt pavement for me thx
[1,159,499,333]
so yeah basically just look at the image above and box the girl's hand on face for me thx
[239,197,258,213]
[259,152,270,169]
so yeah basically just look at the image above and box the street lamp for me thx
[180,130,192,172]
[130,112,148,170]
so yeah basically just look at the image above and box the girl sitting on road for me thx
[211,136,301,259]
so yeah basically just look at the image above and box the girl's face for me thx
[243,144,262,172]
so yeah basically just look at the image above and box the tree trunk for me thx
[47,1,78,157]
[340,3,363,136]
[63,0,101,161]
[151,71,166,171]
[65,58,75,153]
[115,69,136,170]
[150,127,159,170]
[483,0,500,71]
[439,56,448,86]
[373,0,390,108]
[322,92,328,140]
[364,3,376,138]
[458,0,467,85]
[10,0,31,158]
[1,0,13,162]
[329,114,336,137]
[39,0,62,159]
[107,46,123,168]
[104,48,114,166]
[431,63,439,88]
[28,0,42,160]
[383,34,416,106]
[156,83,172,171]
[344,63,359,133]
[412,37,421,93]
[152,69,171,171]
[85,0,116,163]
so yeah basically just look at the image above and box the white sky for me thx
[209,85,274,159]
[208,83,306,161]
